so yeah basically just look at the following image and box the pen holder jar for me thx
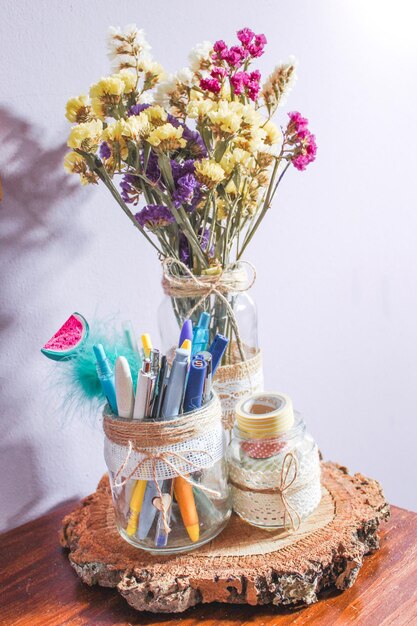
[158,259,264,431]
[227,393,321,530]
[103,394,231,554]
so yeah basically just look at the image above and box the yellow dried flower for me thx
[216,198,228,221]
[124,113,152,140]
[207,100,242,135]
[64,151,97,185]
[147,123,186,151]
[195,158,225,188]
[65,95,94,123]
[143,105,168,127]
[221,148,254,175]
[89,76,125,119]
[138,57,166,87]
[67,119,103,152]
[186,99,215,120]
[102,119,130,159]
[113,69,137,93]
[263,120,281,145]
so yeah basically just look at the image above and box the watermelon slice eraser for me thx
[41,312,89,361]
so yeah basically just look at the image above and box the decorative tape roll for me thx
[236,392,295,439]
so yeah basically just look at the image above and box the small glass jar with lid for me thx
[227,392,321,529]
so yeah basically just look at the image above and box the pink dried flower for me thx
[287,112,317,170]
[230,71,248,95]
[288,111,309,133]
[237,27,255,46]
[200,77,222,93]
[226,45,247,67]
[248,33,267,58]
[211,67,228,80]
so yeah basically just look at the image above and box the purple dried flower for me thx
[135,204,175,228]
[172,173,198,208]
[99,141,111,160]
[128,103,150,116]
[120,174,141,204]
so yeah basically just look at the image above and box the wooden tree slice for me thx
[60,462,389,613]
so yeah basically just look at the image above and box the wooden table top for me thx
[1,502,416,626]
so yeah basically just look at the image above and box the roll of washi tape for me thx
[235,392,295,459]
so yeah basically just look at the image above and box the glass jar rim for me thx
[233,411,305,442]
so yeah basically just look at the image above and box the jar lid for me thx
[235,392,295,438]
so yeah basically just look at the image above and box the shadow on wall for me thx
[0,107,89,529]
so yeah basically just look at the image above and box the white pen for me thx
[115,356,134,418]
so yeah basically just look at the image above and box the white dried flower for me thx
[188,40,213,72]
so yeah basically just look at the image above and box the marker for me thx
[192,312,210,355]
[179,319,193,347]
[115,356,134,418]
[183,356,207,412]
[93,344,118,414]
[133,359,156,420]
[126,479,147,537]
[160,348,189,419]
[208,333,229,375]
[174,476,199,542]
[141,333,152,359]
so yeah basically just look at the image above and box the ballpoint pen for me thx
[155,348,190,546]
[183,356,207,412]
[196,351,212,403]
[208,333,229,376]
[93,344,118,414]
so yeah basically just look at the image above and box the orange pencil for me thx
[174,476,199,542]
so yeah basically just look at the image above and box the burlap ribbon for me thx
[229,452,304,532]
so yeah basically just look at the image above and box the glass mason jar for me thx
[158,261,259,363]
[227,393,321,529]
[103,395,232,554]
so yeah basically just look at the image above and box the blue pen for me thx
[183,356,207,412]
[192,312,210,356]
[155,348,190,547]
[93,344,118,414]
[179,319,193,347]
[208,334,229,376]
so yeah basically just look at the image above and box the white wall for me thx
[1,0,416,531]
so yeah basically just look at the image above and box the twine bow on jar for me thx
[113,443,221,535]
[229,451,304,532]
[161,257,256,364]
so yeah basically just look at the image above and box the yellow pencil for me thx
[126,480,147,536]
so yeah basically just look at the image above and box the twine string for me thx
[162,258,256,385]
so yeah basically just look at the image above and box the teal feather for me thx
[50,319,142,420]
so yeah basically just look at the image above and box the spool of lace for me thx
[227,392,321,529]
